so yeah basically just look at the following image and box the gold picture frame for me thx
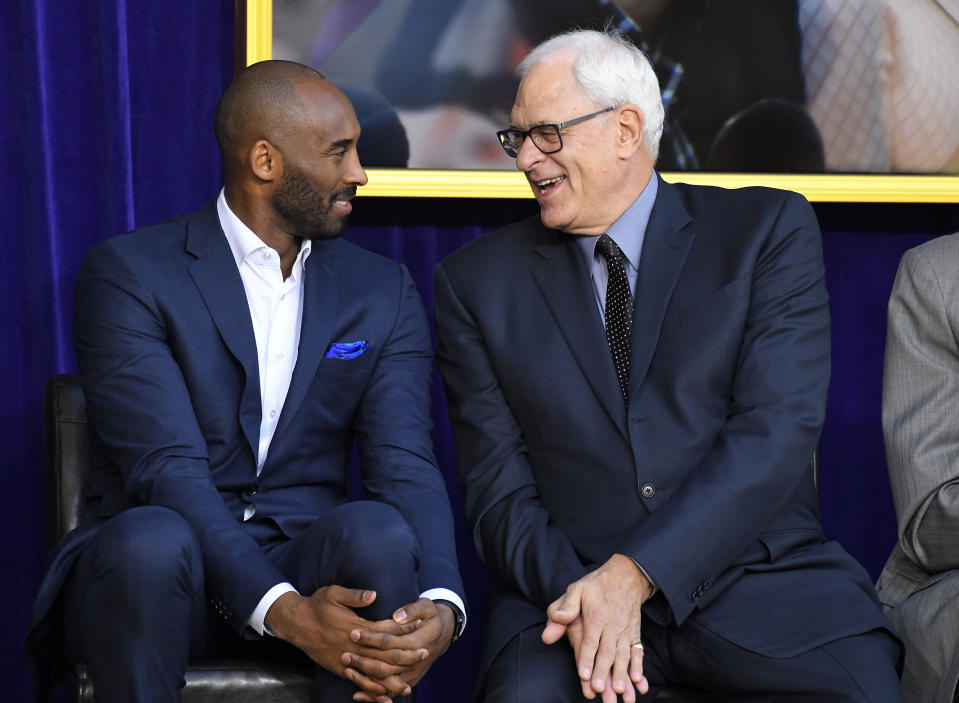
[244,0,959,203]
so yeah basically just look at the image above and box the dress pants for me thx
[482,615,904,703]
[62,501,421,703]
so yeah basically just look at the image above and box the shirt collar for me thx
[216,189,312,273]
[576,172,658,269]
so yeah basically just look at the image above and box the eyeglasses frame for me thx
[496,106,616,158]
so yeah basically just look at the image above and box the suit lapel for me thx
[186,204,261,457]
[530,231,629,438]
[629,177,695,401]
[273,241,340,439]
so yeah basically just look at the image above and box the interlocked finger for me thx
[343,665,409,702]
[590,627,619,695]
[577,610,603,685]
[629,640,648,697]
[611,636,634,703]
[343,652,410,679]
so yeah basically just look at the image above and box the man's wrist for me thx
[432,599,465,644]
[613,553,655,602]
[250,582,299,636]
[262,590,303,642]
[420,587,467,638]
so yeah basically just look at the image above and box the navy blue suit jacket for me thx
[434,177,894,675]
[29,202,462,677]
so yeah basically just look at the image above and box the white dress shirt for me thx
[216,191,465,636]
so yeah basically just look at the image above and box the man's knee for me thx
[64,506,205,669]
[817,628,904,703]
[332,501,418,562]
[482,625,582,703]
[81,506,203,598]
[303,502,420,617]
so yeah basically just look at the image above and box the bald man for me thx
[27,60,464,703]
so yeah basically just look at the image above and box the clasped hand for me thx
[266,587,454,703]
[542,554,652,703]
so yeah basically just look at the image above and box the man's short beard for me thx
[272,165,347,241]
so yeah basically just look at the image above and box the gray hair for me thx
[517,30,664,161]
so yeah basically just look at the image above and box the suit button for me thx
[690,580,709,601]
[641,484,656,499]
[244,483,258,496]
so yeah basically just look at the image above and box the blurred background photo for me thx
[273,0,959,173]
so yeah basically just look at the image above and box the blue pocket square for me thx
[325,340,369,360]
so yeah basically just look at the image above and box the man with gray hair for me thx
[434,29,902,701]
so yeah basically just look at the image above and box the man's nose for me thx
[515,137,543,172]
[347,150,368,186]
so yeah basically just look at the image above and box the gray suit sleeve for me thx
[884,235,959,573]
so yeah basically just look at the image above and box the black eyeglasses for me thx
[496,107,615,158]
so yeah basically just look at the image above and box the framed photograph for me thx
[243,0,959,202]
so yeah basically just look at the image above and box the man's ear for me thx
[615,104,644,158]
[250,139,281,182]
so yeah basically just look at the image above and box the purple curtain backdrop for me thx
[816,206,959,574]
[2,2,235,700]
[4,2,959,702]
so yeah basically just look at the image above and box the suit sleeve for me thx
[882,245,959,573]
[353,264,465,599]
[618,192,832,624]
[434,263,587,609]
[74,242,286,630]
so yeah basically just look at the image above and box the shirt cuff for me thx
[419,587,467,636]
[621,556,658,597]
[248,582,299,636]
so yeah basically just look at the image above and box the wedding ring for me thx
[631,641,644,651]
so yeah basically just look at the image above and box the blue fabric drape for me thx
[2,2,233,699]
[4,2,959,701]
[817,206,959,573]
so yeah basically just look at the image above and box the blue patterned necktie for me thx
[596,234,633,405]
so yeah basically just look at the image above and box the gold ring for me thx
[631,641,644,651]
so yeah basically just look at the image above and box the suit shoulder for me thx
[438,214,543,274]
[893,232,959,308]
[668,182,817,245]
[326,236,409,279]
[672,181,809,213]
[320,237,422,304]
[81,210,199,271]
[903,231,959,271]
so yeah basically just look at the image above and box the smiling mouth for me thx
[332,197,353,215]
[332,188,357,210]
[532,175,565,196]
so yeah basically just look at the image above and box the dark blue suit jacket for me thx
[433,176,894,675]
[29,202,463,679]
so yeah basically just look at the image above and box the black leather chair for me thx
[45,374,315,702]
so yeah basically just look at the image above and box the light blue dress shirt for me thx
[576,173,659,320]
[573,173,659,591]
